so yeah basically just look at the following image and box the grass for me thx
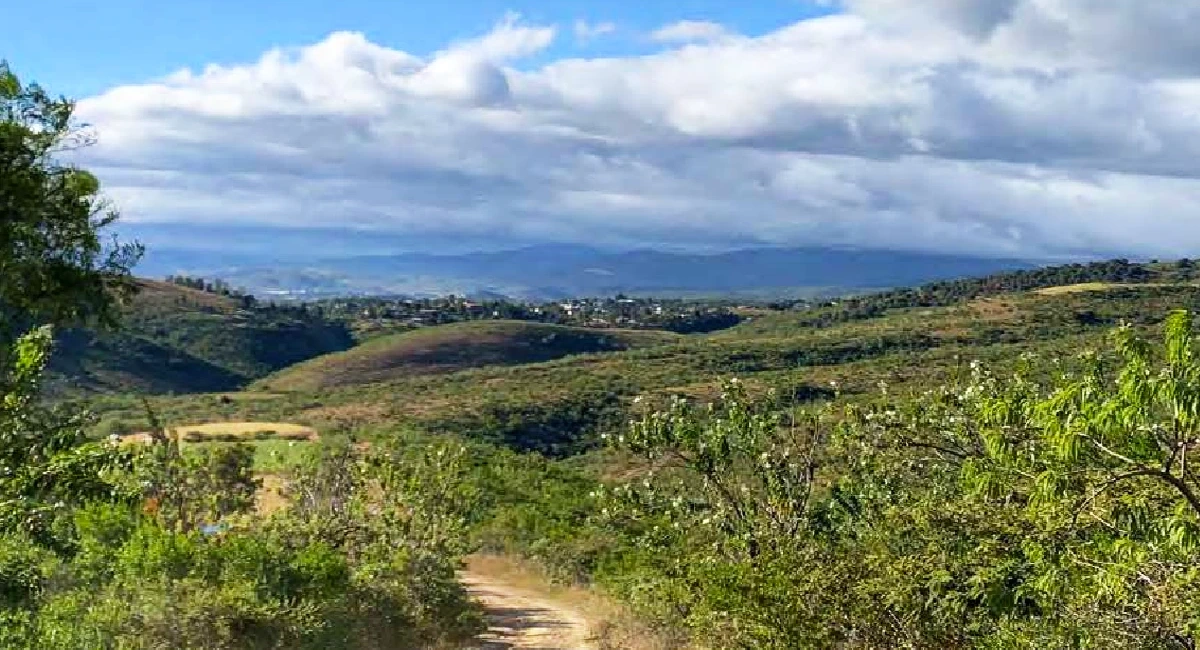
[1034,282,1198,295]
[47,280,355,395]
[254,474,291,515]
[172,421,318,442]
[1035,282,1129,295]
[254,320,680,392]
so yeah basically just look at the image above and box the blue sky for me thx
[9,0,837,97]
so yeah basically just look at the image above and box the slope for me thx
[47,280,354,394]
[254,320,680,392]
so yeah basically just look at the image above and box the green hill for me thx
[87,259,1200,452]
[254,320,680,392]
[47,280,354,394]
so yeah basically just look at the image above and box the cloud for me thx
[649,20,733,44]
[574,19,617,45]
[76,5,1200,260]
[847,0,1200,76]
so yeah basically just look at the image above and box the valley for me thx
[7,11,1200,645]
[55,258,1200,647]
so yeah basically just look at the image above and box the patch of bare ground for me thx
[967,298,1022,322]
[461,555,688,650]
[255,474,290,515]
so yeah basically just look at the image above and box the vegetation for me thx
[0,63,482,649]
[257,320,678,392]
[47,280,354,395]
[12,55,1200,649]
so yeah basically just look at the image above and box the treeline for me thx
[316,294,743,335]
[775,258,1194,328]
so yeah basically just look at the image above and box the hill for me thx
[76,258,1200,647]
[254,320,679,392]
[87,258,1200,452]
[47,280,354,394]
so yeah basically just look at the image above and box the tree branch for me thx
[1073,468,1161,526]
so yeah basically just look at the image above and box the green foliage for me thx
[468,313,1200,648]
[0,328,129,541]
[49,280,355,395]
[0,61,141,346]
[134,430,261,532]
[256,319,676,392]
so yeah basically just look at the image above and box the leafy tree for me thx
[0,61,141,347]
[0,328,130,542]
[590,314,1200,647]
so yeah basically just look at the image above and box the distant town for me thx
[163,274,751,336]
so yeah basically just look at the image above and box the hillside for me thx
[47,280,354,394]
[85,259,1200,450]
[254,320,680,392]
[77,258,1200,645]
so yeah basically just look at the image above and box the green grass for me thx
[253,320,680,392]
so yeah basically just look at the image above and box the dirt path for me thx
[461,563,597,650]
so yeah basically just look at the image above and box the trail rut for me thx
[461,570,597,650]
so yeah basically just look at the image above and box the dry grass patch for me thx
[121,422,319,445]
[1035,282,1126,296]
[174,422,319,442]
[255,474,290,515]
[968,298,1023,321]
[299,403,391,429]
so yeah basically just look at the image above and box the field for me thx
[1033,281,1197,295]
[63,258,1200,647]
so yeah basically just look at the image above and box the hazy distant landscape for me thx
[136,244,1037,299]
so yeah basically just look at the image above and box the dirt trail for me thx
[461,566,597,650]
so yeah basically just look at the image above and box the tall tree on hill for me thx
[0,60,141,349]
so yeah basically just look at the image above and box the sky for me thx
[9,0,1200,259]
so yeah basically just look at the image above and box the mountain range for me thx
[136,244,1040,300]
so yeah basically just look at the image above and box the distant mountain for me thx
[137,245,1040,300]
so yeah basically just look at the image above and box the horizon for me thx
[9,0,1200,263]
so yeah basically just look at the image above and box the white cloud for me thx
[649,20,733,44]
[574,19,617,45]
[76,4,1200,259]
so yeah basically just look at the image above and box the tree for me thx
[0,62,139,542]
[0,61,141,348]
[0,327,130,541]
